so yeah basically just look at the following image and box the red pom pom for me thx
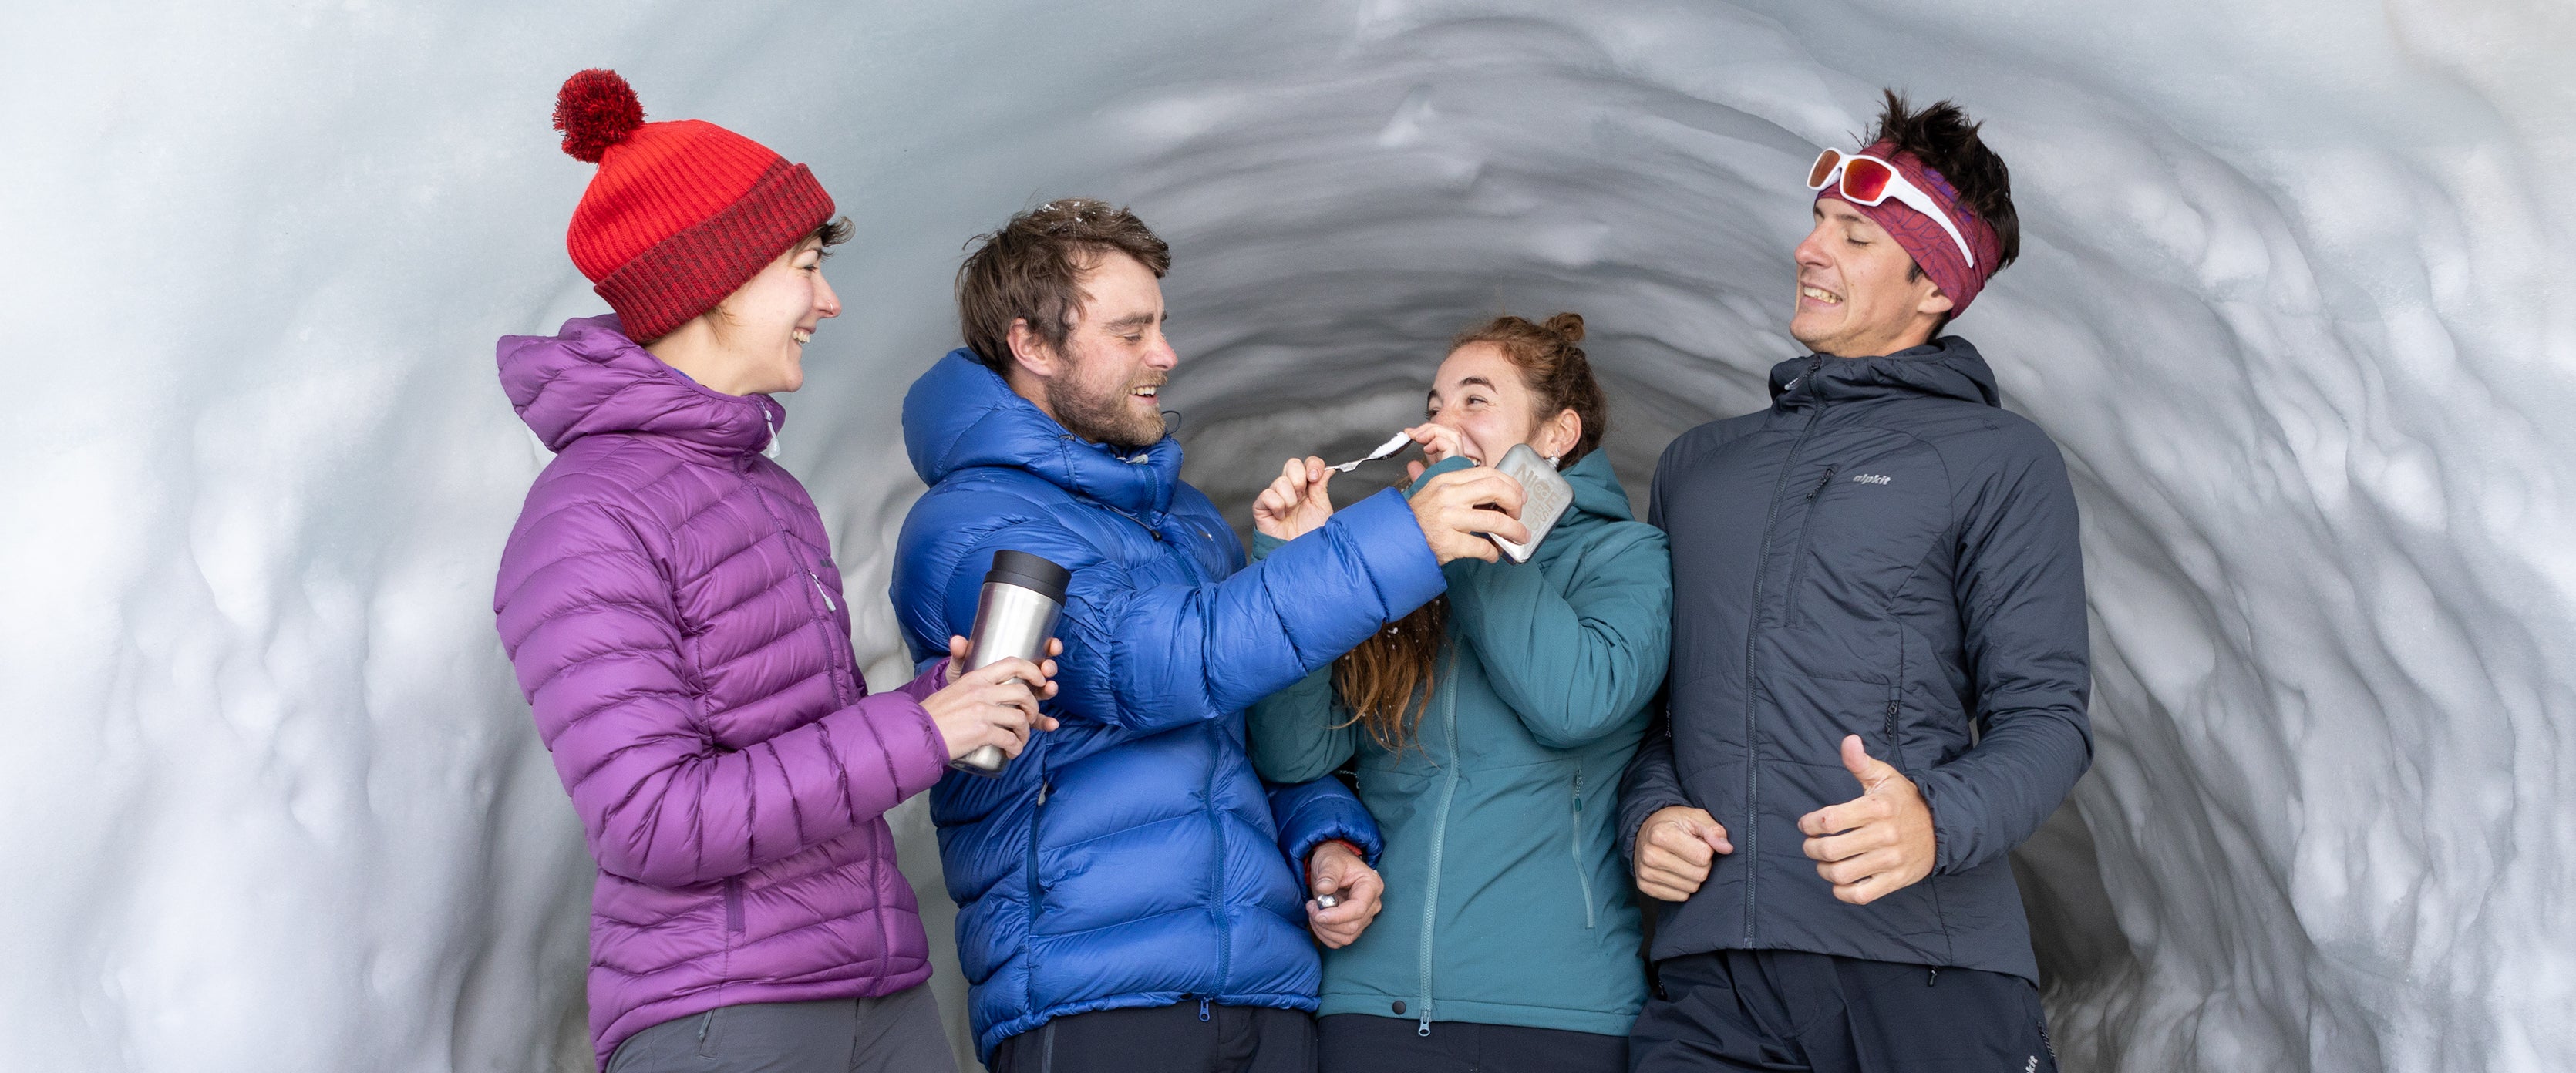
[553,69,644,163]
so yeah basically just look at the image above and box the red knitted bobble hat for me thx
[552,69,836,341]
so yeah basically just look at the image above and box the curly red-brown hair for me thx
[1334,311,1606,749]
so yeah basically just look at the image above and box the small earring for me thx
[1547,453,1562,468]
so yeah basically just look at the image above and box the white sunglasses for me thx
[1806,148,1978,270]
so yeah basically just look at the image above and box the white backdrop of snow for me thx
[2,0,2571,1070]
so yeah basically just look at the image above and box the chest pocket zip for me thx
[743,471,852,705]
[1571,769,1597,929]
[1782,466,1837,629]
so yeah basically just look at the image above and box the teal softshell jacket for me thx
[1247,449,1672,1038]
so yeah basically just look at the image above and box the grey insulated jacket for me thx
[1618,337,2090,983]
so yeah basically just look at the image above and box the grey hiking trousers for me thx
[606,983,958,1073]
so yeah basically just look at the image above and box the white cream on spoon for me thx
[1326,430,1413,473]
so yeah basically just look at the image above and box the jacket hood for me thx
[1768,335,2000,411]
[902,348,1181,516]
[497,314,785,456]
[1557,447,1635,526]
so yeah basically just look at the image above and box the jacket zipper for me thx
[1886,672,1955,963]
[1571,769,1597,929]
[1207,725,1231,1002]
[722,877,744,933]
[1025,776,1047,1014]
[1781,466,1837,629]
[1740,357,1828,946]
[1417,669,1460,1037]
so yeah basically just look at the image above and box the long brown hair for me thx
[1333,312,1609,752]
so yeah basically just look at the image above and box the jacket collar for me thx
[1558,448,1634,526]
[497,314,784,457]
[1767,335,2000,411]
[902,348,1180,516]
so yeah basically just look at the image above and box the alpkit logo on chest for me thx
[1850,473,1893,485]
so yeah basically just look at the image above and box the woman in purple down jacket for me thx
[493,71,1053,1073]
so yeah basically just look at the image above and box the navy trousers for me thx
[1320,1013,1628,1073]
[1629,950,2058,1073]
[987,1003,1317,1073]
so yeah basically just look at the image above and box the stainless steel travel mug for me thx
[949,549,1070,776]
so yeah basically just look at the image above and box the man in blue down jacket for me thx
[893,199,1534,1073]
[1618,94,2091,1072]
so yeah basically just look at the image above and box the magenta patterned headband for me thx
[1816,140,2004,316]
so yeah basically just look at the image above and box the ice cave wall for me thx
[2,1,2571,1071]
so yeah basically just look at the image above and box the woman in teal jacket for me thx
[1247,313,1671,1073]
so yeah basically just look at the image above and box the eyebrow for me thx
[1100,311,1164,331]
[1426,375,1498,403]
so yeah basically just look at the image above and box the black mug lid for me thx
[986,549,1071,603]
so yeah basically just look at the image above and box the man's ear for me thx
[1006,318,1059,380]
[1914,282,1955,319]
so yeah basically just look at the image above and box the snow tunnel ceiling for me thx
[3,0,2572,1071]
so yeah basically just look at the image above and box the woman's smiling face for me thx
[712,236,840,395]
[1425,341,1578,464]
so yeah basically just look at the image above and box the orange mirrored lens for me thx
[1840,156,1893,202]
[1807,150,1842,190]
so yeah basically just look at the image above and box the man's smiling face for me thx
[1042,251,1176,449]
[1790,197,1951,358]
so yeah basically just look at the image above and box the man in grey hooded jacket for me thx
[1618,92,2091,1072]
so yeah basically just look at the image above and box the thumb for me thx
[1696,820,1734,855]
[1840,735,1893,789]
[1313,871,1339,896]
[1406,459,1426,482]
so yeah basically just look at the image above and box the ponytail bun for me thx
[1542,311,1586,344]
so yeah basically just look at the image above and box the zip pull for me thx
[809,573,837,612]
[1198,997,1212,1022]
[1807,466,1839,500]
[1035,782,1049,806]
[1418,1010,1432,1037]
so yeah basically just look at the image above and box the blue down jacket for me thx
[891,350,1448,1058]
[1618,337,2092,984]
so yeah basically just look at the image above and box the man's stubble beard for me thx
[1046,356,1167,450]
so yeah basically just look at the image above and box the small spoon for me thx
[1326,431,1413,473]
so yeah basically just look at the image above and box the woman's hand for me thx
[1306,840,1386,949]
[1401,422,1465,482]
[944,634,1063,685]
[1408,466,1528,563]
[1253,456,1335,540]
[924,641,1062,763]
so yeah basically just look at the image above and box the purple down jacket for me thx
[493,315,951,1067]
